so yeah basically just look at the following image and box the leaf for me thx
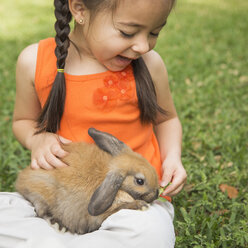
[184,184,195,192]
[157,197,167,203]
[239,75,248,83]
[192,141,201,150]
[214,209,229,216]
[214,155,222,161]
[219,184,238,199]
[185,78,191,85]
[228,69,239,76]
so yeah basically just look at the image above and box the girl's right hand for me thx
[29,132,71,170]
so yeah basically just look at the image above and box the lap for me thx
[0,192,70,247]
[95,200,175,248]
[0,192,175,248]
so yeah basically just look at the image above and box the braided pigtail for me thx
[132,58,167,124]
[36,0,72,133]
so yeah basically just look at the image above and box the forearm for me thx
[154,117,182,161]
[12,119,38,150]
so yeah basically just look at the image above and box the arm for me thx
[143,50,187,196]
[13,44,69,169]
[155,117,182,162]
[154,117,186,196]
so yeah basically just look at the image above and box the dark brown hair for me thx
[37,0,72,133]
[37,0,175,133]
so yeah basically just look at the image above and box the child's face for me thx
[84,0,171,71]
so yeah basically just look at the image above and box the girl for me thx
[0,0,186,247]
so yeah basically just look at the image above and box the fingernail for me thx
[160,182,166,188]
[161,182,171,188]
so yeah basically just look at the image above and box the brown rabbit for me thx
[15,128,159,234]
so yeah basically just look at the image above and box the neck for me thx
[69,26,93,58]
[64,29,108,75]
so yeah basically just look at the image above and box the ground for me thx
[0,0,247,247]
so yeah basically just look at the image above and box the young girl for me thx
[0,0,187,247]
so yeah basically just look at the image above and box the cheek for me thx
[149,39,157,50]
[98,40,127,59]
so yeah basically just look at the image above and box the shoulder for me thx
[142,50,165,69]
[16,38,55,82]
[16,43,39,83]
[141,50,169,88]
[17,43,38,66]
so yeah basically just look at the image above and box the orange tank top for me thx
[35,38,163,180]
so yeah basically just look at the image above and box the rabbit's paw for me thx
[136,200,149,211]
[52,222,67,233]
[141,204,150,211]
[45,216,68,233]
[31,198,49,217]
[124,200,149,211]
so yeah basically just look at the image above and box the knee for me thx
[0,192,36,218]
[101,202,175,248]
[132,203,175,248]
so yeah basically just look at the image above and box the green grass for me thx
[0,0,247,247]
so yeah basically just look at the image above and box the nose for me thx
[131,36,150,55]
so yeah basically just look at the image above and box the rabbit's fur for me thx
[16,128,159,234]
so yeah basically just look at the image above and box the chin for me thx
[105,63,130,72]
[102,58,132,72]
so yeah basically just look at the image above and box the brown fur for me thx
[15,129,159,234]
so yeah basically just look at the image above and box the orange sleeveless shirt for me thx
[35,38,163,180]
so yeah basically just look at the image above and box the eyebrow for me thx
[117,21,167,29]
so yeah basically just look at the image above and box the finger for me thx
[31,159,40,170]
[166,184,185,196]
[58,136,71,144]
[160,169,173,188]
[45,153,68,168]
[163,175,186,196]
[51,144,68,158]
[37,157,54,170]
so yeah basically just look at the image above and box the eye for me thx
[150,32,159,37]
[120,30,135,38]
[136,178,145,186]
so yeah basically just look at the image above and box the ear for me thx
[68,0,87,24]
[88,128,128,156]
[88,171,125,216]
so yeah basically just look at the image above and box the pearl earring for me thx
[79,19,84,24]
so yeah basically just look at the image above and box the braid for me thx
[54,0,72,69]
[36,0,72,133]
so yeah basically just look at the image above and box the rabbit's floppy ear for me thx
[88,171,125,216]
[88,128,127,156]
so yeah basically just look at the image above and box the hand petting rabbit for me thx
[16,128,159,234]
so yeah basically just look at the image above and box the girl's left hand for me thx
[160,155,187,196]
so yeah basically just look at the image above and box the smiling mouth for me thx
[118,55,137,61]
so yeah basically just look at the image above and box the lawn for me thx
[0,0,247,247]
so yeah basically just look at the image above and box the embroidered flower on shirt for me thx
[103,75,119,88]
[93,87,119,111]
[116,67,133,81]
[116,79,134,101]
[93,66,135,111]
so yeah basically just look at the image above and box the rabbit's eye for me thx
[136,178,145,186]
